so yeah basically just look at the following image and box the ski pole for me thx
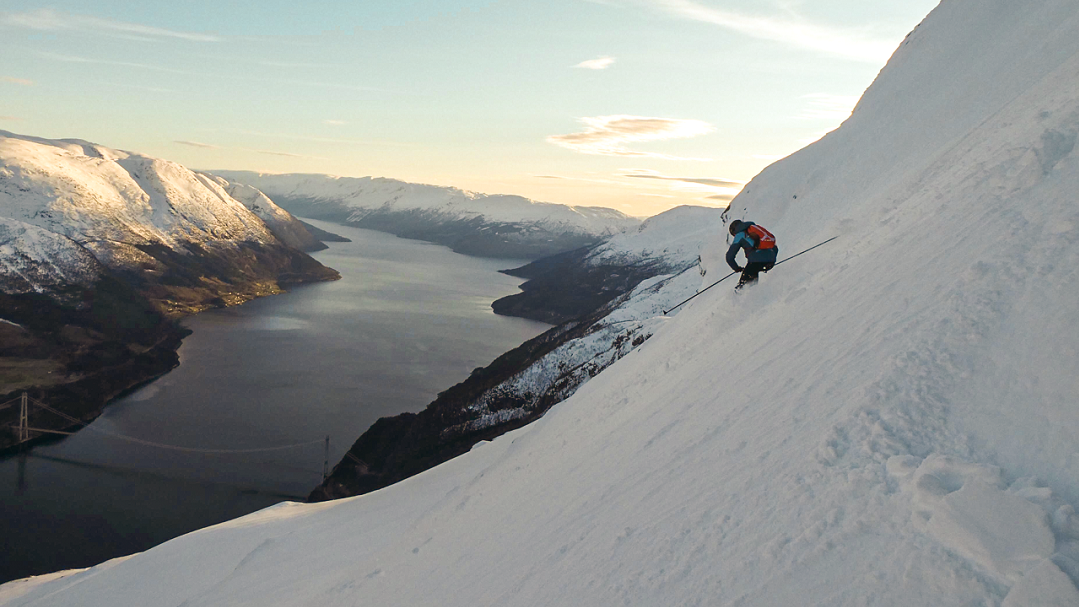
[662,236,838,315]
[662,270,737,315]
[772,236,838,268]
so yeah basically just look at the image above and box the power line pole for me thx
[323,435,330,481]
[18,392,28,443]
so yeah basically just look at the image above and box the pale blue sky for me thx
[1,1,939,216]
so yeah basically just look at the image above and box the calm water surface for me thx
[0,220,549,582]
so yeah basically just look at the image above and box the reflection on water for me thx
[0,220,549,583]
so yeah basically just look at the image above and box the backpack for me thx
[746,224,776,250]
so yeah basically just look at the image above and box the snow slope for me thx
[6,0,1079,605]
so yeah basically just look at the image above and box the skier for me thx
[726,219,778,289]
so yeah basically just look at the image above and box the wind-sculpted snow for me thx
[5,0,1079,605]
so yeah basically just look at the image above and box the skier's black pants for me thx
[737,261,774,288]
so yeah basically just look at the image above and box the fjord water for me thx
[0,220,549,582]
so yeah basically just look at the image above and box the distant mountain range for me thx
[211,170,641,259]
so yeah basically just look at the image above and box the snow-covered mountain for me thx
[0,132,337,312]
[210,170,641,259]
[205,176,327,253]
[6,1,1079,606]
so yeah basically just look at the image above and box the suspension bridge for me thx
[0,392,333,480]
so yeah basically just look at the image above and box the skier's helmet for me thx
[728,219,744,236]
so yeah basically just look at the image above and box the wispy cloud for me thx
[619,168,742,201]
[2,9,221,42]
[0,115,20,121]
[111,82,175,93]
[244,148,329,160]
[38,52,385,93]
[1,76,33,86]
[323,119,347,126]
[799,93,859,120]
[175,140,220,149]
[633,0,897,63]
[214,128,412,147]
[174,138,326,160]
[619,169,741,188]
[574,56,616,70]
[39,51,193,75]
[548,115,713,160]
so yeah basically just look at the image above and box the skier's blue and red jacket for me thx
[726,221,779,272]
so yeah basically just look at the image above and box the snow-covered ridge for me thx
[212,171,637,234]
[6,0,1079,605]
[0,132,277,250]
[584,204,722,269]
[204,175,326,252]
[0,131,329,298]
[211,170,641,258]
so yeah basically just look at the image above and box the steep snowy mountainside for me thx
[712,0,1079,247]
[211,170,641,259]
[203,175,326,252]
[6,1,1079,605]
[0,131,337,313]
